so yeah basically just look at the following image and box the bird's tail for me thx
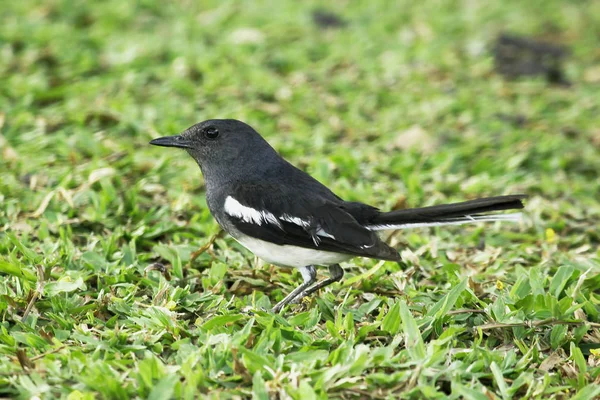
[366,194,527,231]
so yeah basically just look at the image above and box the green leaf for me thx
[491,296,507,321]
[571,384,600,400]
[11,332,51,350]
[509,372,533,397]
[295,380,317,400]
[490,361,509,400]
[381,301,401,335]
[252,371,269,400]
[148,374,179,400]
[81,251,108,271]
[0,259,36,282]
[232,317,255,346]
[528,268,546,297]
[325,320,342,339]
[573,324,589,343]
[201,314,244,330]
[550,324,568,350]
[6,232,40,263]
[44,277,86,296]
[509,273,531,300]
[426,278,468,319]
[400,300,425,360]
[240,348,273,376]
[286,350,329,364]
[571,342,587,387]
[550,266,575,298]
[452,381,489,400]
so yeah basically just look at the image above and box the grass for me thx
[1,0,600,398]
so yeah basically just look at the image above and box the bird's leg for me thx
[292,264,344,303]
[272,265,316,313]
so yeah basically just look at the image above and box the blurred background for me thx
[1,1,599,219]
[1,0,600,397]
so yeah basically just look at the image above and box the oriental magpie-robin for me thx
[150,119,526,313]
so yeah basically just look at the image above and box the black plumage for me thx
[222,182,400,262]
[367,194,527,226]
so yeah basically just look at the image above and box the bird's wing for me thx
[222,182,399,262]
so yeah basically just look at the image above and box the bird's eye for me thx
[204,127,219,139]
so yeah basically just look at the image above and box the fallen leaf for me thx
[88,167,116,185]
[584,65,600,83]
[228,28,264,45]
[539,352,563,372]
[31,191,56,218]
[393,125,437,153]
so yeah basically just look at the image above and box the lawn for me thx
[1,0,600,398]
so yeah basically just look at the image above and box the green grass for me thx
[1,0,600,398]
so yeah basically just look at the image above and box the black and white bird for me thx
[150,119,526,313]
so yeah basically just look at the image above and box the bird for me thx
[150,119,526,313]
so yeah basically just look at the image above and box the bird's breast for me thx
[232,234,351,268]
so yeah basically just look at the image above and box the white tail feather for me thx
[366,213,523,231]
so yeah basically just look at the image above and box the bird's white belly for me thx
[233,235,351,268]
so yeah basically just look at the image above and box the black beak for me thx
[149,135,193,149]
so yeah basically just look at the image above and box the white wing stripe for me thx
[281,214,310,227]
[224,196,281,227]
[224,197,338,242]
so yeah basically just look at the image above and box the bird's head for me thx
[150,119,278,179]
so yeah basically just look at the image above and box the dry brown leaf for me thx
[31,191,56,218]
[88,167,116,185]
[539,352,563,372]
